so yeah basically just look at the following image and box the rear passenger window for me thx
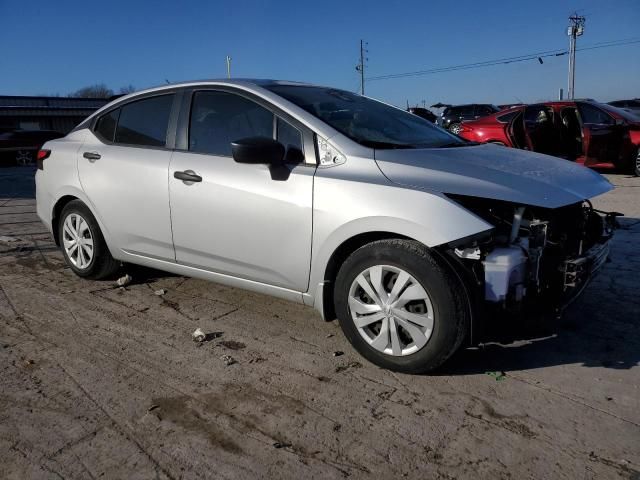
[189,91,274,156]
[115,94,174,147]
[95,109,119,142]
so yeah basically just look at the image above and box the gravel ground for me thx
[0,167,638,479]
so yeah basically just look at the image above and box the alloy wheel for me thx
[62,213,94,269]
[348,265,434,356]
[16,150,33,166]
[450,124,462,135]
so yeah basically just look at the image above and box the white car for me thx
[36,80,615,372]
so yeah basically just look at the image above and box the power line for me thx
[576,38,640,52]
[365,37,640,82]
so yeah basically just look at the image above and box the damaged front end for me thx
[444,195,619,318]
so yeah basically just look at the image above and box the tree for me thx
[119,85,136,94]
[70,84,114,98]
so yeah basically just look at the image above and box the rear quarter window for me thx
[94,109,120,142]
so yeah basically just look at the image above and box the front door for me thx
[168,89,314,291]
[77,93,177,261]
[577,102,623,166]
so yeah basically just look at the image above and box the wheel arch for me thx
[51,195,79,246]
[50,188,116,255]
[316,230,481,348]
[320,231,413,321]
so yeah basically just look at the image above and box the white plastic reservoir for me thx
[483,246,528,302]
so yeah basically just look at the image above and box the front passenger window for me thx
[189,91,274,156]
[578,104,614,125]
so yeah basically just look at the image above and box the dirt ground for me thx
[0,167,638,479]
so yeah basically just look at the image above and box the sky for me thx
[1,0,639,107]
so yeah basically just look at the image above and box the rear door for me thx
[577,102,622,166]
[168,88,315,291]
[77,92,179,260]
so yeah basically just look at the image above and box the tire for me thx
[449,123,462,135]
[334,239,470,373]
[58,200,120,279]
[633,148,640,177]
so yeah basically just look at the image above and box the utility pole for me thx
[226,55,232,79]
[355,40,367,95]
[567,14,585,99]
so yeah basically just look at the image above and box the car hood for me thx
[374,144,613,208]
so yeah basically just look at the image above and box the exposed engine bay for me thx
[447,195,618,312]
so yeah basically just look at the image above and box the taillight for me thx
[36,149,50,170]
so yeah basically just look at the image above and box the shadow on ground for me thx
[4,167,638,376]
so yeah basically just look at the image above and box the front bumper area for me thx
[556,237,612,311]
[562,240,610,289]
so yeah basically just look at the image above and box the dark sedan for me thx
[0,129,64,166]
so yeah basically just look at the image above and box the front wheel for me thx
[634,149,640,177]
[59,200,120,279]
[334,239,470,373]
[449,123,462,135]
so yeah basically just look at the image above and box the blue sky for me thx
[1,0,638,107]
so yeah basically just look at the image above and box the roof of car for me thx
[447,103,494,108]
[134,79,316,95]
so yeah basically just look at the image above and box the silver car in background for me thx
[36,80,615,372]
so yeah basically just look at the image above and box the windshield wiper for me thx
[361,140,416,149]
[437,141,480,148]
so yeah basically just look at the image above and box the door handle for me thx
[174,170,202,183]
[83,151,101,161]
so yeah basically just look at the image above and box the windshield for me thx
[266,85,465,149]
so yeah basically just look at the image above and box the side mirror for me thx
[614,118,625,126]
[231,137,285,165]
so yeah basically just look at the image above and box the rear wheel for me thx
[16,150,34,166]
[634,148,640,177]
[334,239,470,373]
[59,200,120,279]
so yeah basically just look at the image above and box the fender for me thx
[303,165,494,314]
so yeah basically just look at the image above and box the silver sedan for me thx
[36,80,614,372]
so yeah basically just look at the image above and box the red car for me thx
[458,100,640,176]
